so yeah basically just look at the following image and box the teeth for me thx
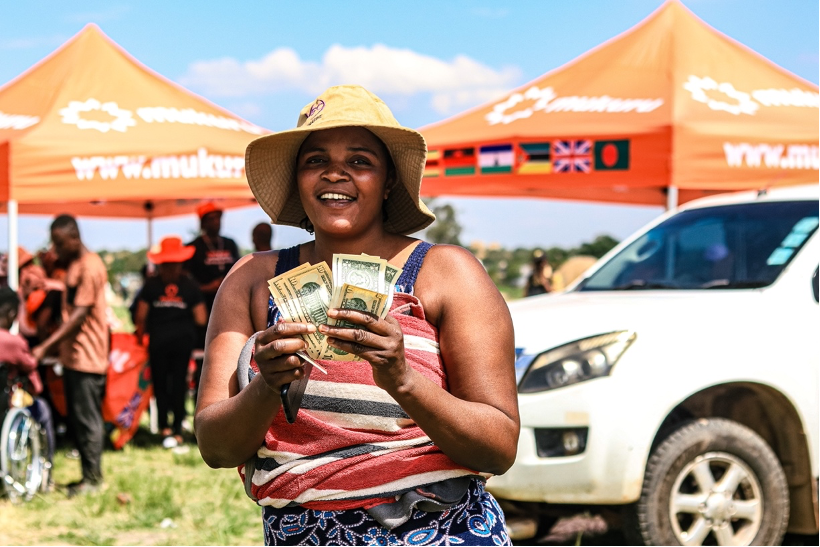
[319,193,353,200]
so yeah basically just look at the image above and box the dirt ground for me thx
[514,512,820,546]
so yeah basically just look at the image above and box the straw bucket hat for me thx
[147,236,195,264]
[245,85,435,235]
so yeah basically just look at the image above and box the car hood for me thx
[508,290,765,355]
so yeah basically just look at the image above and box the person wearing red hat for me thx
[184,202,240,405]
[134,236,207,448]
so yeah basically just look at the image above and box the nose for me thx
[321,158,350,183]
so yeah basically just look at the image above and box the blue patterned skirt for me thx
[261,479,511,546]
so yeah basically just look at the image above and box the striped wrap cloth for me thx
[241,291,482,509]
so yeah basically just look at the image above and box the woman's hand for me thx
[319,308,410,391]
[253,321,317,394]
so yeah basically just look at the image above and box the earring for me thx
[300,217,315,235]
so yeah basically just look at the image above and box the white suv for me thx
[491,185,818,546]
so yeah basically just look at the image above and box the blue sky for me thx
[2,0,818,253]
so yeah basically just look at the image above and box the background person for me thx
[184,202,240,405]
[0,286,55,475]
[134,236,207,448]
[31,214,109,497]
[524,253,553,297]
[251,222,273,252]
[195,86,519,545]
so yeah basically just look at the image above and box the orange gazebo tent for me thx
[419,1,818,208]
[0,24,267,284]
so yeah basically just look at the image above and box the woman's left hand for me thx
[319,308,410,391]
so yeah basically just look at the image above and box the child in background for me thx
[133,237,207,449]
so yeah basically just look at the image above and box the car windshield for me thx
[579,200,818,291]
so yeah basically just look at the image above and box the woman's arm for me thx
[321,245,519,475]
[192,302,208,328]
[133,300,149,342]
[194,253,316,469]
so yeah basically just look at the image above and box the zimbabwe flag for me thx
[594,140,630,170]
[443,147,476,176]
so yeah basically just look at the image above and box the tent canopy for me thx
[419,0,819,207]
[0,24,265,218]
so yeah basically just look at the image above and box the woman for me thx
[134,236,207,448]
[195,86,519,545]
[524,254,553,297]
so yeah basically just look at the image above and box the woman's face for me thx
[296,127,393,237]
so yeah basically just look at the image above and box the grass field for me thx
[0,427,262,546]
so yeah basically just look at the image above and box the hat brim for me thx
[147,247,195,264]
[246,121,435,236]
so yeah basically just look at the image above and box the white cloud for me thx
[179,44,521,115]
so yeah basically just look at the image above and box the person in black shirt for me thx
[135,236,207,448]
[184,202,240,406]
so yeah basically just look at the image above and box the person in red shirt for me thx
[0,286,55,474]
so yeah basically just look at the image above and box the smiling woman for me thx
[194,85,520,546]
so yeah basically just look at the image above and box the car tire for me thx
[623,418,789,546]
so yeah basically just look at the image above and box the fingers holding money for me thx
[320,309,404,365]
[254,322,317,392]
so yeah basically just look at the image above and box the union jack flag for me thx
[553,140,592,173]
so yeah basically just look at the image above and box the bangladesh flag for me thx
[594,140,630,170]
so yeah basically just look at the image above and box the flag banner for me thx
[424,149,440,178]
[479,144,513,174]
[594,140,630,170]
[517,142,552,174]
[443,147,476,176]
[101,332,153,450]
[553,140,592,173]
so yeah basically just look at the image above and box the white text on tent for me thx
[70,148,245,181]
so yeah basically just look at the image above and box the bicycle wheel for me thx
[1,408,43,503]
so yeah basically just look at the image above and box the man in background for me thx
[251,222,273,252]
[185,203,239,404]
[32,214,109,497]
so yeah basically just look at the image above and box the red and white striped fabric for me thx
[241,292,480,509]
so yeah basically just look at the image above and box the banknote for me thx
[267,253,399,362]
[330,283,389,329]
[333,253,385,294]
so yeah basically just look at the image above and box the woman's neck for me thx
[307,230,409,266]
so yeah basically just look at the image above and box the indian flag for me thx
[479,144,513,174]
[424,149,441,177]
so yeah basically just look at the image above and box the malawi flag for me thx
[424,150,440,178]
[517,142,552,174]
[479,144,513,174]
[443,147,476,176]
[594,140,630,170]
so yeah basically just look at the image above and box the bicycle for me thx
[0,363,52,503]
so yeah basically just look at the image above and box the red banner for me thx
[102,332,153,449]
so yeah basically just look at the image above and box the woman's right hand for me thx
[253,321,317,394]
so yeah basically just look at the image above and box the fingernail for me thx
[318,325,327,333]
[327,308,338,317]
[306,324,316,332]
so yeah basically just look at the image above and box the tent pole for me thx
[666,185,678,210]
[7,199,19,334]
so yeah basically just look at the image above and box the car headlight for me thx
[518,331,636,393]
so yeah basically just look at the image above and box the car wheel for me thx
[624,418,789,546]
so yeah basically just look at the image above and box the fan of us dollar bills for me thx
[267,254,403,366]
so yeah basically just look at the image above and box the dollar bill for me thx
[333,254,385,294]
[331,283,389,328]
